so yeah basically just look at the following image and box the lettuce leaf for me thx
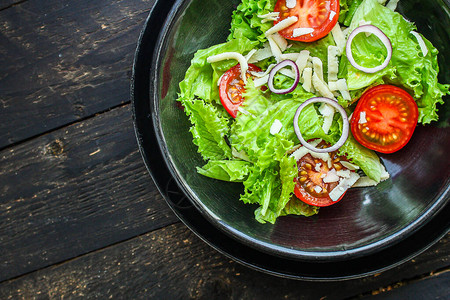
[342,0,449,123]
[182,99,232,161]
[228,0,277,43]
[179,36,258,104]
[197,160,251,182]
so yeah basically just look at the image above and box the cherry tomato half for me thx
[350,85,419,154]
[219,64,262,118]
[293,141,351,207]
[274,0,340,42]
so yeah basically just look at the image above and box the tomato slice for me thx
[274,0,340,42]
[350,85,419,154]
[219,64,262,118]
[293,141,351,207]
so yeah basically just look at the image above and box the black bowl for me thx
[132,0,450,273]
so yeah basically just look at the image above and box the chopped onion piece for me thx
[314,186,323,193]
[346,25,392,74]
[268,60,300,94]
[293,97,349,153]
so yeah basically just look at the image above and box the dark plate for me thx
[131,0,450,279]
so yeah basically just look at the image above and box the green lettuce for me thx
[228,0,277,43]
[197,160,251,182]
[342,0,449,123]
[182,99,232,161]
[179,35,258,104]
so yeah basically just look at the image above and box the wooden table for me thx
[0,0,448,298]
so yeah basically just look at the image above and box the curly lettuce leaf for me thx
[182,99,232,161]
[342,0,449,123]
[228,0,277,43]
[179,36,258,103]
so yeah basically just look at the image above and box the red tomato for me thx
[274,0,340,42]
[293,141,350,207]
[350,85,419,154]
[219,64,262,118]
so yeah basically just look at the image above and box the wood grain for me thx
[0,0,156,149]
[0,223,447,299]
[0,105,178,282]
[0,0,24,11]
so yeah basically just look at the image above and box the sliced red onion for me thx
[267,60,299,94]
[346,25,392,74]
[293,97,349,153]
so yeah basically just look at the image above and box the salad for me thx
[177,0,449,224]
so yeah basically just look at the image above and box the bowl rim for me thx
[146,0,450,262]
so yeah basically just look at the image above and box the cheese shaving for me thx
[207,52,248,83]
[270,119,283,135]
[359,111,367,124]
[265,16,298,36]
[286,0,297,9]
[292,27,314,38]
[411,31,429,57]
[331,23,346,54]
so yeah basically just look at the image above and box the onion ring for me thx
[267,60,300,94]
[293,97,349,153]
[346,25,392,74]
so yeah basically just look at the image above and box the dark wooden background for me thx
[0,0,448,298]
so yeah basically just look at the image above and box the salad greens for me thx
[177,0,449,223]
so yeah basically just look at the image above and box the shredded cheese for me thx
[257,12,280,23]
[327,46,340,82]
[272,33,288,52]
[331,23,346,54]
[386,0,400,11]
[301,67,313,93]
[280,53,299,61]
[329,172,360,201]
[270,119,283,135]
[295,50,310,75]
[411,31,429,57]
[286,0,297,9]
[312,57,324,82]
[340,161,359,171]
[323,169,339,183]
[265,16,298,36]
[312,73,334,98]
[359,111,367,124]
[292,28,314,38]
[207,52,248,84]
[267,35,282,62]
[329,10,337,21]
[248,43,273,63]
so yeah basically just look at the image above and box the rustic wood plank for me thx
[0,105,179,282]
[0,0,156,149]
[0,0,24,11]
[0,224,447,299]
[359,270,450,299]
